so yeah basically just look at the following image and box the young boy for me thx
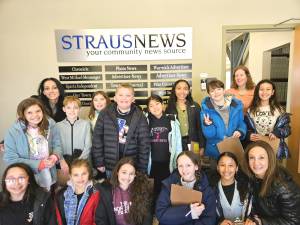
[56,96,92,175]
[200,79,246,159]
[92,84,150,176]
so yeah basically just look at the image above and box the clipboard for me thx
[217,137,244,162]
[258,135,280,154]
[170,184,202,205]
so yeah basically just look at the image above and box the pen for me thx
[185,210,192,217]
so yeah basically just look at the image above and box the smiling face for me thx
[93,93,108,111]
[217,155,238,185]
[248,146,269,179]
[114,87,135,111]
[63,101,80,121]
[148,99,163,118]
[43,80,60,102]
[177,155,198,182]
[5,167,29,200]
[175,81,190,102]
[209,87,225,104]
[258,82,274,103]
[117,163,135,190]
[24,104,43,127]
[234,69,248,88]
[70,166,90,192]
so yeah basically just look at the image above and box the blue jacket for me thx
[245,112,291,159]
[155,170,216,225]
[200,97,246,159]
[4,118,62,181]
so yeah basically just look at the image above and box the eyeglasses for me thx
[4,176,28,185]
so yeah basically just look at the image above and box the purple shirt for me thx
[113,187,132,225]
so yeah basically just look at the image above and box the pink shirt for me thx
[226,88,254,114]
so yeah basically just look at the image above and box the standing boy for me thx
[56,96,92,175]
[92,84,150,176]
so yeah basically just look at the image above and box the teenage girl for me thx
[166,79,205,153]
[146,94,182,202]
[55,159,101,225]
[245,79,291,159]
[88,91,111,131]
[4,97,62,190]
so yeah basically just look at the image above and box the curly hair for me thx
[110,157,152,225]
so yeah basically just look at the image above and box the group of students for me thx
[0,65,299,225]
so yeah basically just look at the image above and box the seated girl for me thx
[0,163,56,225]
[96,157,153,225]
[155,151,216,225]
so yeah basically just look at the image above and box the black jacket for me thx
[95,182,153,225]
[249,168,300,225]
[165,101,205,148]
[0,188,56,225]
[92,103,150,172]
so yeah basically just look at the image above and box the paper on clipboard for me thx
[258,135,280,153]
[217,137,244,162]
[170,184,202,205]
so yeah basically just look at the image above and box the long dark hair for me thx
[217,152,248,202]
[110,157,152,225]
[38,77,65,117]
[17,97,49,136]
[244,141,283,197]
[0,163,39,207]
[249,79,284,116]
[176,151,202,191]
[166,79,194,113]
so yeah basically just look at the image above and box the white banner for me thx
[55,27,192,62]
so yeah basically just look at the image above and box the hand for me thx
[47,154,58,165]
[232,131,241,138]
[244,219,256,225]
[199,148,204,157]
[203,114,212,125]
[250,133,260,141]
[60,159,69,175]
[190,203,205,219]
[43,159,54,168]
[97,166,105,172]
[269,133,277,141]
[220,219,234,225]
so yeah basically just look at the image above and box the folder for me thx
[258,135,280,154]
[217,137,244,162]
[170,184,202,205]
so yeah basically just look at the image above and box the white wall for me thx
[1,0,300,138]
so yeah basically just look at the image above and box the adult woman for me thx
[96,157,153,225]
[0,163,56,225]
[226,65,255,114]
[55,159,101,225]
[4,97,62,190]
[155,151,216,225]
[215,152,250,225]
[38,77,66,122]
[244,141,300,225]
[166,79,205,152]
[200,79,246,159]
